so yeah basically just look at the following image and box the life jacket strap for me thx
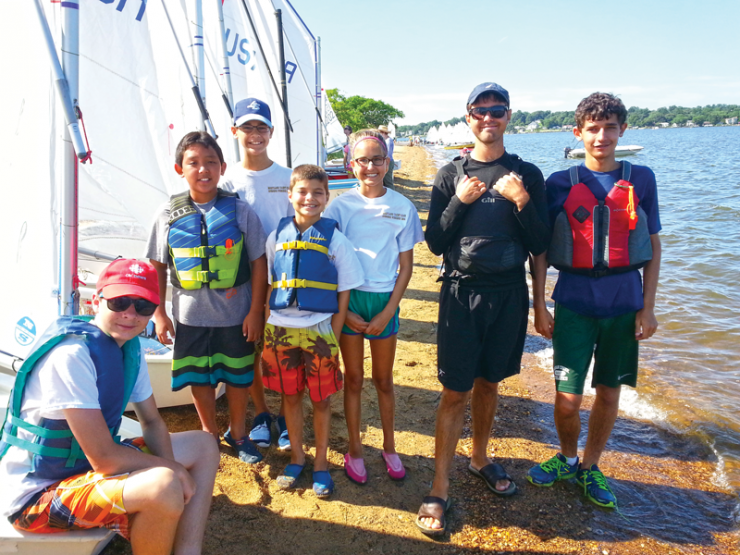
[1,423,119,464]
[9,414,74,439]
[177,269,237,283]
[274,275,338,291]
[276,241,330,256]
[170,241,243,259]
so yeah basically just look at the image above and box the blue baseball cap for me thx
[467,83,510,108]
[234,97,273,128]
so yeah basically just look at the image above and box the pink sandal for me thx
[382,451,406,480]
[344,453,367,484]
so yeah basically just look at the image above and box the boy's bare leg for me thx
[283,391,306,466]
[248,352,270,415]
[312,397,331,472]
[225,385,249,440]
[190,385,218,439]
[340,333,366,458]
[553,391,584,459]
[125,466,184,555]
[369,336,398,454]
[582,384,621,467]
[171,431,220,555]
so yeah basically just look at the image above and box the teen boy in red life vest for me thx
[528,92,662,509]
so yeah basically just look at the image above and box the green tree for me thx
[325,88,404,131]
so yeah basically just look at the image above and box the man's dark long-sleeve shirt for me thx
[425,152,550,290]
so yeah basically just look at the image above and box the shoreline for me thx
[105,145,738,555]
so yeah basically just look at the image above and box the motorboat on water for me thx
[564,145,644,159]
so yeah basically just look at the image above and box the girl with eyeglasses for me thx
[324,129,424,485]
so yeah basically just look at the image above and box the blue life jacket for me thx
[270,217,339,313]
[167,189,251,290]
[0,317,140,482]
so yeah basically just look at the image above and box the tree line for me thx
[396,104,740,134]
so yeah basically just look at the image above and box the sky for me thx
[287,0,740,126]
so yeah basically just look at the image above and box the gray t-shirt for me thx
[145,196,267,327]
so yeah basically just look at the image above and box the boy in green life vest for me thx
[0,259,219,554]
[528,92,662,509]
[146,131,269,464]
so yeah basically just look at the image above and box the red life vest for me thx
[547,161,652,277]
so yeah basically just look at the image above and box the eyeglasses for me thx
[468,106,509,120]
[237,124,271,134]
[103,296,158,317]
[352,156,387,167]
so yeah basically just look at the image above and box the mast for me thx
[275,9,291,167]
[317,36,324,166]
[191,0,206,131]
[60,0,80,316]
[215,0,239,161]
[32,0,86,315]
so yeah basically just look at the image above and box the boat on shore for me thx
[443,143,475,150]
[564,144,644,158]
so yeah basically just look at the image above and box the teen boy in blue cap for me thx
[221,97,294,452]
[418,82,550,536]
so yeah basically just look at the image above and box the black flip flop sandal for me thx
[416,496,452,537]
[468,462,518,497]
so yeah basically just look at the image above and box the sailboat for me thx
[0,0,333,552]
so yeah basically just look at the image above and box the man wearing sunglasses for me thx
[0,259,219,554]
[418,83,550,536]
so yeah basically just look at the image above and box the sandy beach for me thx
[105,145,738,555]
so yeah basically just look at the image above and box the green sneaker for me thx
[527,453,579,486]
[576,464,617,508]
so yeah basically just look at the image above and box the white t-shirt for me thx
[324,188,424,292]
[221,163,294,234]
[266,220,365,328]
[0,337,153,518]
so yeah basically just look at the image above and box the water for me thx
[428,127,740,522]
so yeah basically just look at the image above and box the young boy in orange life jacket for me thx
[528,92,662,509]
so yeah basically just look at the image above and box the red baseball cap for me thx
[96,259,160,305]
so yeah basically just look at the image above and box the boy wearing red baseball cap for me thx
[0,259,219,554]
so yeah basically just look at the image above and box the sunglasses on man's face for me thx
[103,296,158,317]
[468,106,509,120]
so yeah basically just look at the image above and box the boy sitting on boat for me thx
[528,92,662,509]
[147,131,269,464]
[0,259,219,553]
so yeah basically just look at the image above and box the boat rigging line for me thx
[238,0,294,135]
[160,0,218,138]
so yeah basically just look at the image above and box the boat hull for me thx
[566,145,644,159]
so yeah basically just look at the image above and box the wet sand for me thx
[105,145,739,555]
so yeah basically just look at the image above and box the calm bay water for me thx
[430,127,740,525]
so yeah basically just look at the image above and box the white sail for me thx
[323,92,346,154]
[0,2,60,360]
[0,0,322,364]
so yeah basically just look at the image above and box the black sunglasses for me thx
[468,106,509,120]
[103,296,158,317]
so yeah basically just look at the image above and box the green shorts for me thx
[342,290,400,340]
[552,303,638,395]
